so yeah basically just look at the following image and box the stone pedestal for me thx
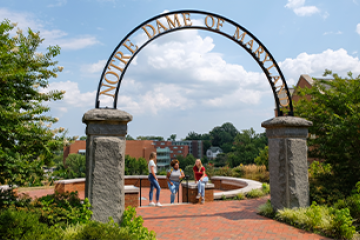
[261,116,312,211]
[181,182,214,203]
[82,109,132,223]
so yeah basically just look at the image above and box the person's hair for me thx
[194,159,203,172]
[171,159,179,167]
[149,152,156,160]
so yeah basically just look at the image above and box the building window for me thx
[178,150,182,153]
[173,147,178,149]
[161,142,165,145]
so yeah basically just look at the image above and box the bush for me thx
[275,202,356,239]
[262,183,270,194]
[0,208,63,240]
[221,195,226,200]
[0,188,32,210]
[246,189,266,199]
[258,200,274,218]
[234,193,245,200]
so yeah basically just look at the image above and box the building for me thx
[125,140,157,161]
[206,146,223,160]
[170,140,203,159]
[63,140,86,165]
[153,141,189,171]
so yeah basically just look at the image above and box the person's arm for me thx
[180,170,185,180]
[200,168,206,181]
[166,171,173,185]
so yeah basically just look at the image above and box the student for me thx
[148,152,162,207]
[166,159,185,204]
[193,159,208,204]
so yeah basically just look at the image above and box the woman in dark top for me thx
[193,159,208,204]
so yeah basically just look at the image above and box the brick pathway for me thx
[19,187,331,239]
[137,197,331,240]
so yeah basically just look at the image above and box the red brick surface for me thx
[137,197,331,240]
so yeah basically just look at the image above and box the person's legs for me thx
[200,177,209,198]
[167,181,176,203]
[173,181,180,203]
[148,175,155,203]
[153,178,161,202]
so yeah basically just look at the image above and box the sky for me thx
[1,0,360,140]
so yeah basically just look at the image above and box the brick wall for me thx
[125,140,156,161]
[182,184,214,203]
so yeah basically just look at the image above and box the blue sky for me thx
[2,0,360,140]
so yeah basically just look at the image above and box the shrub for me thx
[275,202,356,239]
[262,183,270,194]
[221,195,226,200]
[234,193,245,200]
[0,188,32,210]
[246,189,266,199]
[0,208,63,240]
[121,206,156,239]
[258,200,274,218]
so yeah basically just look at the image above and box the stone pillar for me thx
[261,116,312,211]
[82,109,132,223]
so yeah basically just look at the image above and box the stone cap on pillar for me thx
[261,116,313,139]
[82,109,133,136]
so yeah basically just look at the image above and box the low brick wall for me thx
[211,176,262,199]
[124,175,169,189]
[181,182,214,203]
[54,179,140,207]
[211,179,247,190]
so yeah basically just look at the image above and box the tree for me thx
[0,20,70,186]
[167,134,176,141]
[295,70,360,195]
[126,135,134,140]
[124,155,148,175]
[254,146,269,170]
[210,122,239,153]
[136,136,164,141]
[177,154,195,170]
[79,136,87,140]
[66,154,86,179]
[230,128,267,166]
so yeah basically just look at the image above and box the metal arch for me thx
[95,10,294,116]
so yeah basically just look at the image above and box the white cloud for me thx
[285,0,320,16]
[356,23,360,35]
[280,48,360,83]
[48,0,67,7]
[81,60,107,73]
[0,8,99,50]
[323,31,343,35]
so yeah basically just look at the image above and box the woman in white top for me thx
[148,152,162,207]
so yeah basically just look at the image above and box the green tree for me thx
[177,154,195,170]
[124,155,148,175]
[79,136,87,140]
[167,134,176,141]
[230,128,267,166]
[66,154,86,179]
[210,122,239,153]
[126,135,134,140]
[254,146,269,170]
[136,136,164,141]
[295,70,360,195]
[0,20,70,186]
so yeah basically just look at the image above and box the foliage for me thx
[167,134,176,141]
[254,146,269,170]
[258,200,274,218]
[176,154,196,170]
[1,190,92,227]
[228,128,268,166]
[0,189,32,210]
[214,153,227,167]
[234,193,245,200]
[65,154,86,179]
[0,20,73,187]
[125,155,148,175]
[295,70,360,196]
[209,122,239,153]
[79,136,87,140]
[246,189,266,199]
[184,165,194,180]
[120,206,156,239]
[275,202,356,239]
[221,194,226,200]
[308,161,345,205]
[126,135,134,140]
[136,136,164,141]
[262,183,270,194]
[0,208,63,240]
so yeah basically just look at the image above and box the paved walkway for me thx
[19,187,330,239]
[137,197,331,240]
